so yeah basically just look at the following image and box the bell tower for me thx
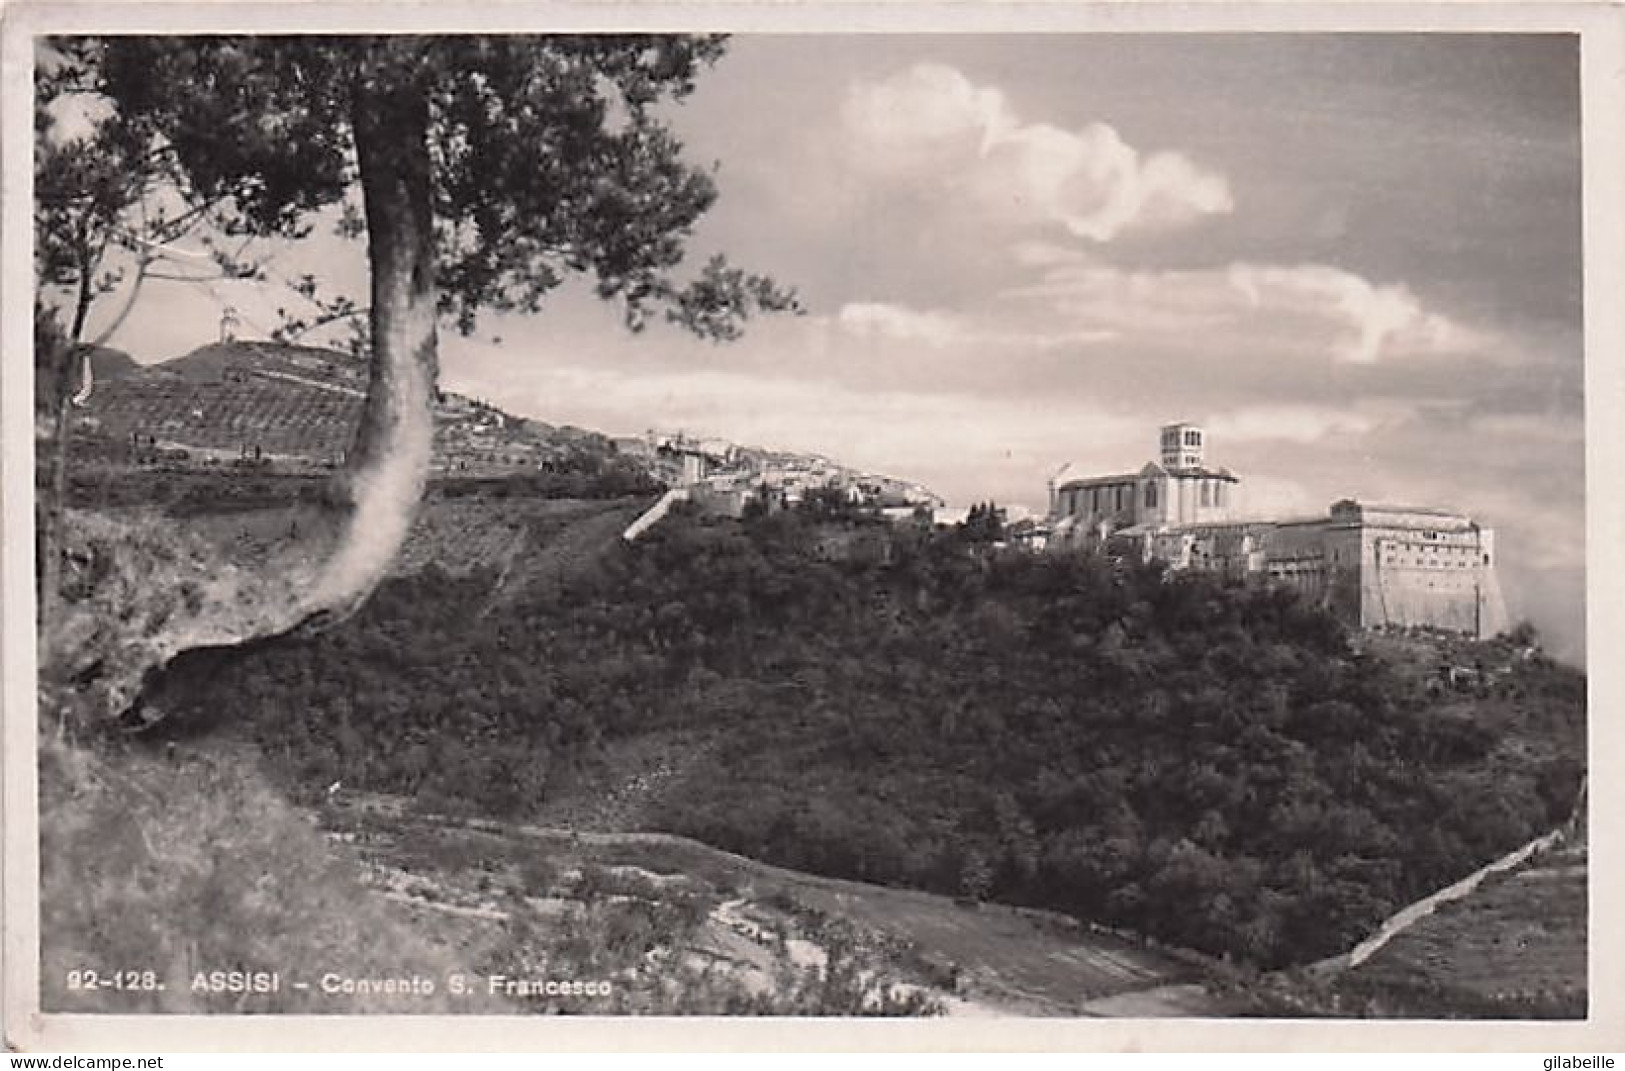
[1159,422,1206,471]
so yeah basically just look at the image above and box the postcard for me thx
[4,0,1622,1053]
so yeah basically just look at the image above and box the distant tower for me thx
[1159,422,1206,471]
[219,306,240,344]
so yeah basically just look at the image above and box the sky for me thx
[74,34,1587,662]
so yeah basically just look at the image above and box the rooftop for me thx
[1056,464,1238,489]
[1350,503,1472,519]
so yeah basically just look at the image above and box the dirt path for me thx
[330,793,1207,1016]
[1080,983,1234,1017]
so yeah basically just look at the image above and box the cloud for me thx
[1226,264,1485,364]
[1234,475,1323,520]
[1468,410,1584,444]
[1208,405,1382,443]
[841,62,1007,157]
[837,302,964,347]
[997,260,1494,367]
[834,300,1115,352]
[1010,240,1092,269]
[843,63,1232,242]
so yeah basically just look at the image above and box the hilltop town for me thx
[61,339,1514,648]
[625,412,1509,643]
[59,338,939,512]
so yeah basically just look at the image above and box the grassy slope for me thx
[39,737,482,1014]
[1229,837,1587,1019]
[40,728,968,1016]
[1332,840,1587,1017]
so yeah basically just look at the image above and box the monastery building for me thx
[1046,422,1508,638]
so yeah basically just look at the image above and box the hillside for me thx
[66,340,644,481]
[84,344,141,383]
[1336,838,1587,1017]
[36,490,964,1016]
[41,733,968,1016]
[1230,831,1587,1019]
[37,379,1587,1015]
[124,494,1587,979]
[64,340,932,505]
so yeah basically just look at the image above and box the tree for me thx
[73,34,795,633]
[960,501,1005,544]
[34,39,265,638]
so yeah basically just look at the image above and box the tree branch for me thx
[274,302,372,343]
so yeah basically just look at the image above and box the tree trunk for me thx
[307,59,440,622]
[36,337,76,645]
[40,52,447,732]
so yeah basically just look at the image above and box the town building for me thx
[1048,421,1241,539]
[621,430,941,541]
[1047,422,1508,638]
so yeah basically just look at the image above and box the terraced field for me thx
[71,340,624,477]
[85,372,359,460]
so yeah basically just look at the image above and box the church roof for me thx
[1357,503,1470,518]
[1056,462,1239,490]
[1056,471,1141,489]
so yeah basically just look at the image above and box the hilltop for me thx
[66,340,638,480]
[63,340,935,508]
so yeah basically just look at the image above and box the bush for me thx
[39,736,480,1014]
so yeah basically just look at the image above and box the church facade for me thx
[1046,423,1508,639]
[1049,422,1241,534]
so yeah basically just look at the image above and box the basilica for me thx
[1046,423,1508,639]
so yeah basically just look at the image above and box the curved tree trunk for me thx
[42,51,446,731]
[307,59,440,623]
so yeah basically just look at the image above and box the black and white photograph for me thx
[4,1,1622,1053]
